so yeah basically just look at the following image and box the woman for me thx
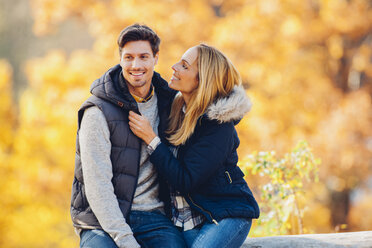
[128,44,259,248]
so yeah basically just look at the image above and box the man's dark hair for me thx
[117,24,160,57]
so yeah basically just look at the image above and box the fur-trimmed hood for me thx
[206,85,252,123]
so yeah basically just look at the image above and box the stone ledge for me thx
[242,231,372,248]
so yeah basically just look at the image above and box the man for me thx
[70,24,185,247]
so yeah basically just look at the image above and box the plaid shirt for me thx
[170,189,205,231]
[169,145,205,231]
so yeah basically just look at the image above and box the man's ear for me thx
[154,52,159,65]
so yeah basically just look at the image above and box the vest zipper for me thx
[187,193,219,225]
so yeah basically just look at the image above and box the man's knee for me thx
[80,229,118,248]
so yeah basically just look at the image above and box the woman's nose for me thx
[171,63,177,71]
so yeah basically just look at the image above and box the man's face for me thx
[120,40,158,92]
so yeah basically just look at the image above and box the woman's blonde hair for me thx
[167,44,242,146]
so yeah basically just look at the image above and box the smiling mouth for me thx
[171,75,179,81]
[130,72,145,76]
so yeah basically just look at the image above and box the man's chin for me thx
[127,80,148,88]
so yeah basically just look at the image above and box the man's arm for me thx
[79,106,140,248]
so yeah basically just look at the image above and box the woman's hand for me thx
[128,111,157,145]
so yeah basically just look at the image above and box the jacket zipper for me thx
[187,194,219,225]
[225,171,232,184]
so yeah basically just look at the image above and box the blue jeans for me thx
[183,218,252,248]
[80,229,117,248]
[80,210,186,248]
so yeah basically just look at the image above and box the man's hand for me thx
[128,111,156,145]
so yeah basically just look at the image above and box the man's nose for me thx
[132,58,142,69]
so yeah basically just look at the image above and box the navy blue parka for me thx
[150,86,260,224]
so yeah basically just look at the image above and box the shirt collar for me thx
[130,85,154,103]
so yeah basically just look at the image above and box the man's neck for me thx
[128,83,152,99]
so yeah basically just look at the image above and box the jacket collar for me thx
[90,64,176,111]
[205,85,252,123]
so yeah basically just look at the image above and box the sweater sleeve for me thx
[150,122,234,194]
[79,106,140,248]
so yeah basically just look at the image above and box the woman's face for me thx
[169,46,199,95]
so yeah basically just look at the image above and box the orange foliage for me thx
[0,0,371,246]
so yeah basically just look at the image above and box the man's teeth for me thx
[131,72,144,76]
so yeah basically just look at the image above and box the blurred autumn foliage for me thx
[1,0,372,247]
[241,141,321,236]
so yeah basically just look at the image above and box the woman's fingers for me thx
[129,111,148,126]
[129,119,141,130]
[129,121,143,137]
[128,111,156,145]
[128,116,140,127]
[128,113,143,129]
[129,111,142,121]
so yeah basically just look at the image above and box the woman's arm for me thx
[149,123,234,193]
[129,111,235,194]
